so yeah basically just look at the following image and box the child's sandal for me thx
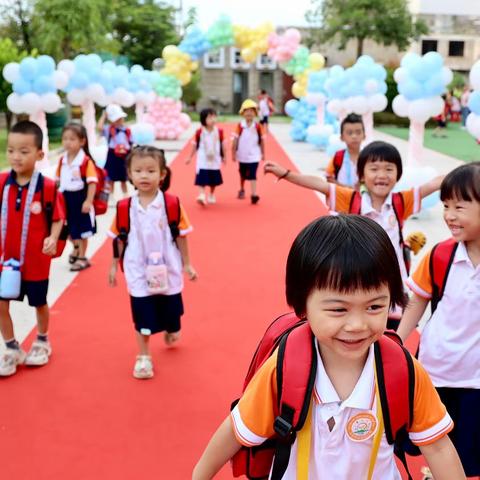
[70,257,91,272]
[69,246,80,264]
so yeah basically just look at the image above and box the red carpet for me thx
[1,126,424,479]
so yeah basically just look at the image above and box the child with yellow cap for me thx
[232,99,265,204]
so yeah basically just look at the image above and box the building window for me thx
[421,40,438,54]
[204,48,225,69]
[230,47,251,69]
[449,41,465,57]
[256,54,277,70]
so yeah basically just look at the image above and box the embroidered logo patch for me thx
[30,201,42,214]
[346,412,377,442]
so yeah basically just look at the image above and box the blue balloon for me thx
[285,99,299,117]
[103,60,117,72]
[33,75,55,94]
[37,55,55,75]
[74,54,91,73]
[70,72,89,89]
[371,64,387,82]
[401,52,420,69]
[87,54,102,69]
[399,80,424,100]
[423,51,443,71]
[19,57,37,81]
[13,78,32,94]
[468,91,480,115]
[357,55,375,67]
[425,76,445,97]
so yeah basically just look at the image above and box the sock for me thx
[37,333,48,343]
[5,339,20,350]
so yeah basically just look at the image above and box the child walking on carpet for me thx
[56,123,98,272]
[398,162,480,479]
[108,146,197,379]
[186,108,225,206]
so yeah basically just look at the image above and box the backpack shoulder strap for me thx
[374,335,415,445]
[116,197,132,236]
[195,128,202,150]
[429,239,458,313]
[218,127,224,141]
[333,150,345,178]
[348,190,362,214]
[79,154,93,179]
[125,127,132,144]
[391,192,405,230]
[256,122,263,144]
[0,173,9,200]
[163,192,181,240]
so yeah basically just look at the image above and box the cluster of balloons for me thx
[392,52,452,123]
[285,51,326,99]
[161,45,198,86]
[233,22,275,63]
[3,55,63,114]
[151,73,182,100]
[325,56,388,118]
[206,15,234,49]
[267,29,301,63]
[179,26,211,61]
[306,70,329,106]
[466,60,480,139]
[145,97,191,140]
[131,122,156,145]
[284,98,317,141]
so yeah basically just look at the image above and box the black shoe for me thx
[238,190,245,199]
[251,195,260,204]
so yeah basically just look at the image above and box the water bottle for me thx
[0,259,22,299]
[145,252,169,294]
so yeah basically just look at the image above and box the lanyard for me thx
[1,171,40,266]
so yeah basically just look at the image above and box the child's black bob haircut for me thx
[357,141,403,181]
[440,161,480,203]
[286,215,407,317]
[10,120,43,149]
[340,113,364,134]
[200,108,217,127]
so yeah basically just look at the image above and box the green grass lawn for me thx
[377,122,480,163]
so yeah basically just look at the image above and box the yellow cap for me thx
[239,99,258,115]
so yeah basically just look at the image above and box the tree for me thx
[0,1,34,51]
[182,70,201,110]
[110,0,179,68]
[306,0,428,58]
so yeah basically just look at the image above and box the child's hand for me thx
[184,264,198,281]
[264,161,285,178]
[81,200,92,214]
[109,264,118,287]
[232,154,237,163]
[42,236,57,256]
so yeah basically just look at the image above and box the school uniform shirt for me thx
[325,150,359,187]
[193,128,222,172]
[231,343,452,479]
[108,191,193,297]
[407,242,480,388]
[55,150,98,192]
[103,125,130,150]
[327,185,421,281]
[0,171,65,281]
[259,98,270,118]
[234,121,263,164]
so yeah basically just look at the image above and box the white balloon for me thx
[393,67,407,84]
[327,99,342,115]
[351,96,369,115]
[408,99,434,123]
[430,96,445,117]
[441,67,453,86]
[364,79,378,95]
[305,92,326,107]
[57,59,75,77]
[466,112,480,139]
[3,62,20,84]
[41,93,62,113]
[67,88,86,106]
[112,88,135,107]
[53,70,69,90]
[469,61,480,91]
[307,124,334,137]
[87,83,106,103]
[22,92,42,114]
[392,95,409,117]
[6,93,25,114]
[96,94,112,107]
[368,94,388,113]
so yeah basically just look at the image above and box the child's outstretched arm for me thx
[231,137,238,162]
[420,435,465,479]
[193,416,242,480]
[264,161,330,194]
[97,110,107,132]
[397,293,429,342]
[419,174,445,199]
[176,236,197,280]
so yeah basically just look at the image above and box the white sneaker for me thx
[133,355,154,379]
[196,193,206,205]
[25,340,52,366]
[0,348,26,376]
[207,194,216,204]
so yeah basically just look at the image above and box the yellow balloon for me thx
[292,82,306,98]
[241,48,257,63]
[309,52,325,71]
[162,45,178,60]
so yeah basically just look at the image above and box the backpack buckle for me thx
[274,416,293,438]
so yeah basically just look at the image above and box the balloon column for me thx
[233,22,275,63]
[466,60,480,140]
[145,97,191,140]
[284,98,317,141]
[392,52,452,166]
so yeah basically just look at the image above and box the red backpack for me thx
[58,155,109,216]
[231,313,417,480]
[108,126,132,158]
[332,149,346,179]
[112,192,181,270]
[195,127,225,158]
[429,238,458,313]
[0,173,67,259]
[349,191,411,274]
[235,122,263,148]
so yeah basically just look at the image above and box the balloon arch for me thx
[2,14,477,182]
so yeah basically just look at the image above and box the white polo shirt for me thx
[108,191,193,297]
[56,149,98,193]
[234,121,263,164]
[231,342,452,479]
[407,241,480,388]
[193,127,222,172]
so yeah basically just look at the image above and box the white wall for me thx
[409,0,480,15]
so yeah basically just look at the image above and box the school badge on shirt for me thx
[30,201,42,215]
[346,412,378,442]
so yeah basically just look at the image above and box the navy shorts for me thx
[105,148,128,182]
[0,279,49,307]
[239,162,259,181]
[63,190,97,240]
[130,293,184,336]
[195,169,223,187]
[437,387,480,476]
[260,116,269,125]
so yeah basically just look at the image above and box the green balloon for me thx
[207,15,234,49]
[153,73,182,100]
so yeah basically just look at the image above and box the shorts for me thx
[195,169,223,187]
[130,293,184,336]
[260,116,269,125]
[239,162,259,181]
[0,279,49,307]
[105,148,128,182]
[63,190,97,240]
[436,387,480,476]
